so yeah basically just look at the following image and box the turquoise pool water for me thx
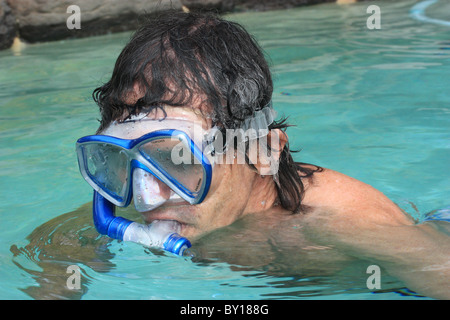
[1,0,449,299]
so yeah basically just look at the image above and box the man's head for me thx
[93,9,272,133]
[89,10,320,239]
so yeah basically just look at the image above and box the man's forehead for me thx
[102,111,208,140]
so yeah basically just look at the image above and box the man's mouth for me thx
[139,202,192,234]
[150,219,183,234]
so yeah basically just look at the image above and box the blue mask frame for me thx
[76,129,213,207]
[76,129,213,255]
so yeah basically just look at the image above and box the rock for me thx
[0,0,16,50]
[6,0,182,43]
[180,0,336,12]
[232,0,336,11]
[181,0,235,12]
[1,0,368,47]
[336,0,357,4]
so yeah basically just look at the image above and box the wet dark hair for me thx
[93,9,321,213]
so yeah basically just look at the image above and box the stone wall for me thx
[0,0,15,49]
[0,0,359,50]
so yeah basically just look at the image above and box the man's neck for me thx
[243,174,279,215]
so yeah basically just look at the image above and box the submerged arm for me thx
[302,169,450,299]
[341,219,449,299]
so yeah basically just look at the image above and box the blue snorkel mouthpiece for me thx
[93,191,192,255]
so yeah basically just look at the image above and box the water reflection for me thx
[11,204,426,300]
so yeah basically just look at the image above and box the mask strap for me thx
[240,101,277,140]
[204,101,277,155]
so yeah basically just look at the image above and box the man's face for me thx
[111,104,259,241]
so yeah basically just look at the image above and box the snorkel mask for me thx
[76,104,276,255]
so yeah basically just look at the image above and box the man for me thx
[76,10,449,298]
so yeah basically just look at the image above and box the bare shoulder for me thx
[300,166,415,227]
[296,167,450,299]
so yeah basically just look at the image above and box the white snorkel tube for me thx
[93,191,191,256]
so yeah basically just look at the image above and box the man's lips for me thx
[139,202,192,226]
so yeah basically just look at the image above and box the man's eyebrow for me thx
[120,105,168,123]
[121,115,166,123]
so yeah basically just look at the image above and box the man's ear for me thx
[252,129,288,176]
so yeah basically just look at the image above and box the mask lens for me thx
[138,137,205,195]
[82,143,130,202]
[132,168,172,212]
